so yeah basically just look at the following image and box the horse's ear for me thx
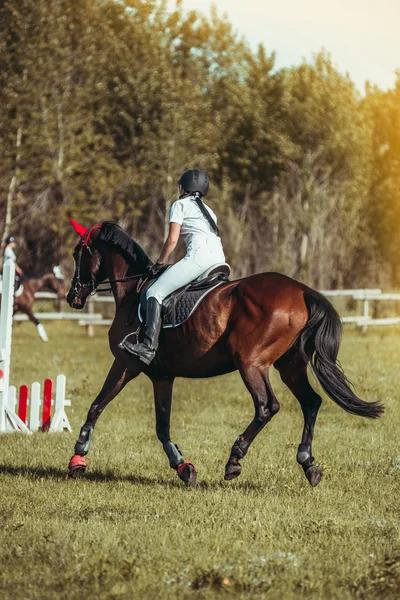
[70,218,88,237]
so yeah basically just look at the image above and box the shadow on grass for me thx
[0,463,165,485]
[0,462,272,491]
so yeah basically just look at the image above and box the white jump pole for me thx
[49,374,72,433]
[29,381,41,432]
[0,259,31,433]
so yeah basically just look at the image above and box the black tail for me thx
[295,290,384,418]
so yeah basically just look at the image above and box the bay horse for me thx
[66,220,383,487]
[8,269,66,341]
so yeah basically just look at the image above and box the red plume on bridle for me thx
[69,218,88,237]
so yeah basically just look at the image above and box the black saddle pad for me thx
[138,274,228,328]
[162,281,225,328]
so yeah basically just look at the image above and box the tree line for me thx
[1,0,399,288]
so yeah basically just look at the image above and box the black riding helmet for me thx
[5,235,16,244]
[178,169,209,198]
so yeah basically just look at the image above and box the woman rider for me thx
[3,234,24,289]
[120,169,226,365]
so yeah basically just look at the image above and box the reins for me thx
[94,272,154,294]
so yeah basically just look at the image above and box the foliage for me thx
[364,77,400,283]
[0,0,399,286]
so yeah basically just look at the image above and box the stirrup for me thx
[119,340,156,365]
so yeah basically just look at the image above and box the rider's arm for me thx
[15,263,23,275]
[157,222,181,264]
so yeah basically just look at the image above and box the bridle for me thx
[70,227,101,297]
[70,227,153,298]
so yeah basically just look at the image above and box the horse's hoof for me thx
[177,462,197,487]
[224,461,242,481]
[67,455,87,479]
[305,465,322,487]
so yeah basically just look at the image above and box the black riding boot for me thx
[119,298,162,365]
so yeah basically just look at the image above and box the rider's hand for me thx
[150,262,164,276]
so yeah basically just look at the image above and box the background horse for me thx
[66,221,383,487]
[8,268,65,341]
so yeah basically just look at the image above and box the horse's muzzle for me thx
[66,287,86,310]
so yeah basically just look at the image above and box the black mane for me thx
[99,222,152,269]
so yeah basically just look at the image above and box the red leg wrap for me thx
[177,461,196,476]
[69,455,87,469]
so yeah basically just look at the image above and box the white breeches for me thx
[147,239,225,304]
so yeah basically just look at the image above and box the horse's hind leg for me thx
[225,364,280,481]
[275,353,322,487]
[24,307,48,342]
[68,359,139,478]
[152,378,196,487]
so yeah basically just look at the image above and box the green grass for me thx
[1,321,400,599]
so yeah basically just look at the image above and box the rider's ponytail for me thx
[193,192,220,237]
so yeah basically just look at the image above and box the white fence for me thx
[320,289,400,328]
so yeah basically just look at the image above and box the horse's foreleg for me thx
[275,353,323,487]
[68,360,139,478]
[153,378,197,487]
[225,364,280,481]
[23,306,48,342]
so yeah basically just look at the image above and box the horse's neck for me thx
[29,274,53,293]
[104,252,140,306]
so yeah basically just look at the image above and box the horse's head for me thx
[67,219,107,309]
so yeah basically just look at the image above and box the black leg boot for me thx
[119,298,162,365]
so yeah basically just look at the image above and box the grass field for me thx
[1,321,400,599]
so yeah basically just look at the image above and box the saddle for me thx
[138,263,231,328]
[0,278,24,298]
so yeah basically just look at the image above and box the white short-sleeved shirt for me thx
[169,196,220,249]
[4,246,16,262]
